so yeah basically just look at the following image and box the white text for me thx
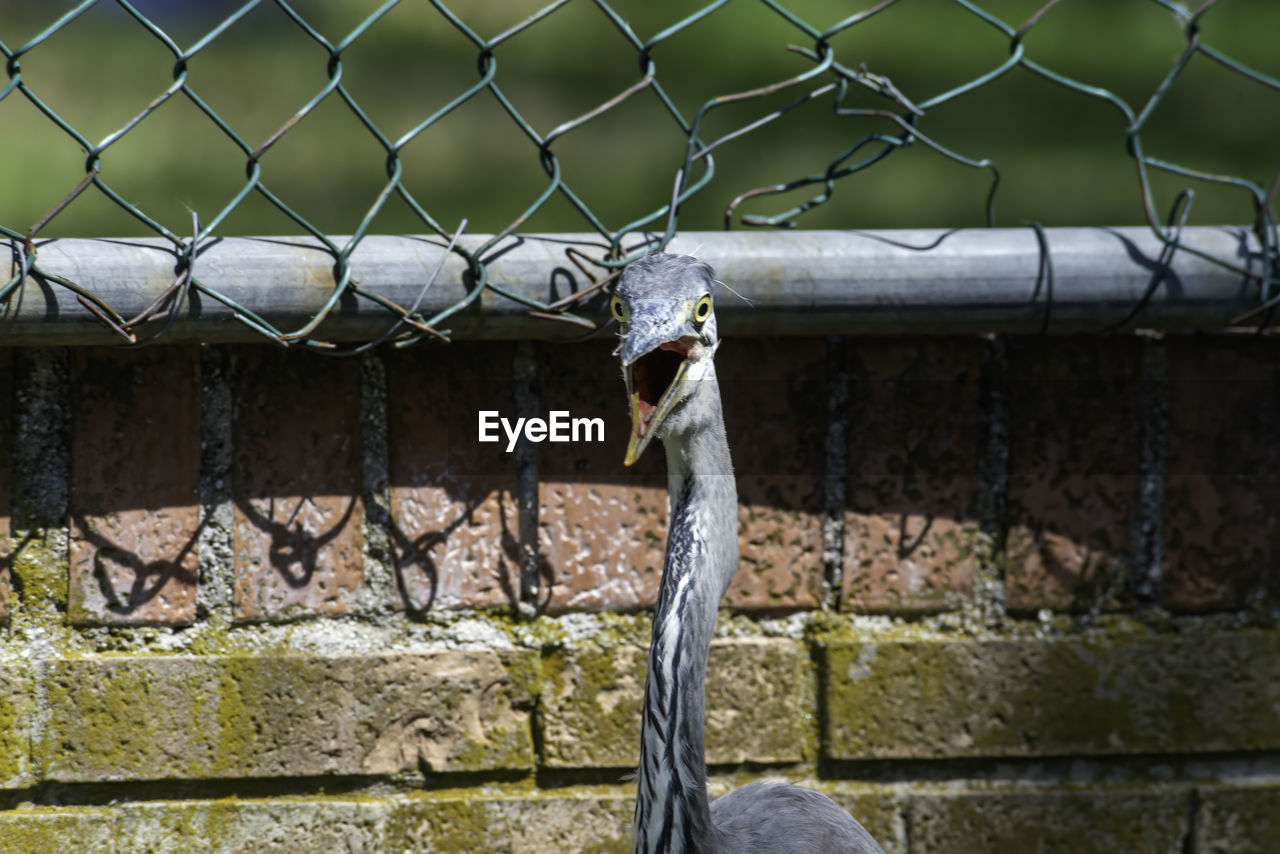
[477,410,605,452]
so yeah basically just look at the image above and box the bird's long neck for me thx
[634,368,738,854]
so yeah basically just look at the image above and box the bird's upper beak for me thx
[619,301,697,466]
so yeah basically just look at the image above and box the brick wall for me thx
[1,334,1278,853]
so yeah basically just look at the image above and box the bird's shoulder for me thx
[710,781,886,854]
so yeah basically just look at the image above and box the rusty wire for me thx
[1,0,1277,349]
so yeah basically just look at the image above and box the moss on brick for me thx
[824,630,1280,760]
[391,797,490,853]
[210,655,260,776]
[540,637,813,768]
[540,642,646,768]
[0,811,116,854]
[389,792,632,853]
[117,798,390,853]
[0,801,396,854]
[0,662,34,788]
[40,656,212,781]
[1196,785,1280,854]
[704,638,812,764]
[8,527,68,619]
[37,650,536,783]
[908,789,1186,854]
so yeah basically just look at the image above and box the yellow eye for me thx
[610,296,630,323]
[693,294,713,324]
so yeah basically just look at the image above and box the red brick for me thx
[232,348,363,620]
[1163,336,1280,612]
[1004,338,1142,612]
[537,337,826,613]
[539,479,667,612]
[0,349,10,622]
[538,342,666,613]
[718,338,826,610]
[842,339,980,613]
[386,343,520,611]
[67,347,200,626]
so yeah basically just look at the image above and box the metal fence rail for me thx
[2,227,1263,344]
[2,0,1278,349]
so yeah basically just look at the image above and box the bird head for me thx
[612,253,721,466]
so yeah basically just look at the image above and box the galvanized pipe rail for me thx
[0,226,1266,346]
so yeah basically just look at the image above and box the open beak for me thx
[622,338,693,466]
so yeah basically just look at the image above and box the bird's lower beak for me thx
[623,340,692,466]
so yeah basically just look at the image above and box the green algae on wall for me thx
[823,630,1280,760]
[540,643,647,768]
[8,528,68,621]
[38,656,223,782]
[35,650,538,783]
[0,810,116,854]
[540,635,817,769]
[908,789,1188,854]
[390,792,632,853]
[0,661,35,788]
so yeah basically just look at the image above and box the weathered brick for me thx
[537,341,667,613]
[824,631,1280,760]
[1196,784,1280,854]
[907,789,1187,854]
[0,810,116,854]
[0,787,894,853]
[0,794,633,854]
[386,343,520,611]
[0,660,35,789]
[67,347,200,626]
[541,636,812,768]
[392,792,633,853]
[1163,336,1280,612]
[1005,338,1142,612]
[38,650,535,782]
[7,349,69,612]
[539,479,667,612]
[0,348,10,622]
[842,339,980,613]
[391,784,898,853]
[117,799,392,854]
[232,348,364,620]
[538,337,826,613]
[0,800,393,854]
[719,338,826,610]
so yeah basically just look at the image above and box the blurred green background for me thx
[1,0,1277,241]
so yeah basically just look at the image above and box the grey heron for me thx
[613,253,887,854]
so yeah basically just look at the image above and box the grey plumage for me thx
[614,253,886,854]
[711,782,886,853]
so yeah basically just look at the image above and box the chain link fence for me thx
[2,0,1277,349]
